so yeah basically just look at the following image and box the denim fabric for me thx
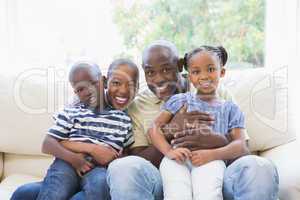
[106,155,278,200]
[223,155,279,200]
[11,155,279,200]
[10,158,110,200]
[107,156,163,200]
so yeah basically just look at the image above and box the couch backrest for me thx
[0,74,72,155]
[0,153,3,180]
[222,68,296,152]
[0,68,296,156]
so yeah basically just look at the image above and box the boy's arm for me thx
[42,135,94,174]
[42,135,80,162]
[60,140,95,154]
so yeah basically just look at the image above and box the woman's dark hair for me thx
[107,58,139,79]
[183,45,228,70]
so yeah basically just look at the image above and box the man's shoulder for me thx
[128,88,159,112]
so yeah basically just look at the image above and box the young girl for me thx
[148,46,248,200]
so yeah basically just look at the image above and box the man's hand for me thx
[191,149,215,166]
[166,147,191,164]
[69,153,94,177]
[90,145,120,166]
[162,104,215,136]
[171,124,229,151]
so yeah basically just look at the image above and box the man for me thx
[106,40,279,200]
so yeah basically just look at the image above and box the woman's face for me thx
[107,64,139,110]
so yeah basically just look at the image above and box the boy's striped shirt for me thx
[48,103,134,150]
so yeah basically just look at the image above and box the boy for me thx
[11,59,139,200]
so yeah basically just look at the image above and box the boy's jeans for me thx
[10,158,110,200]
[106,155,279,200]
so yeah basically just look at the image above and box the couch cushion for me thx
[0,153,3,181]
[223,68,296,152]
[0,174,42,200]
[260,140,300,200]
[3,154,53,179]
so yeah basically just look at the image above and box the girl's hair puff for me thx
[183,45,228,70]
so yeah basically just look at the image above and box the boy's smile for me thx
[71,69,103,108]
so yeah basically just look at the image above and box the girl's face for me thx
[107,64,139,110]
[188,52,225,96]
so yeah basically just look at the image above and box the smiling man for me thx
[106,40,279,200]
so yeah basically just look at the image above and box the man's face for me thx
[71,69,104,109]
[143,47,180,101]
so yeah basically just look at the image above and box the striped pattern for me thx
[48,103,134,150]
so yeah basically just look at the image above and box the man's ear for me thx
[177,58,184,72]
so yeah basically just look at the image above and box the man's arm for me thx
[162,105,229,150]
[129,146,164,168]
[171,127,230,150]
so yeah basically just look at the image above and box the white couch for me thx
[0,68,299,199]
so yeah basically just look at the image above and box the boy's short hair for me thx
[68,61,102,83]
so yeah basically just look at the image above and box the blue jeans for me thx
[106,155,279,200]
[107,156,163,200]
[10,158,110,200]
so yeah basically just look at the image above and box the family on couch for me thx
[11,40,279,200]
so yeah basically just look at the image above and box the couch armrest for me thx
[0,153,3,181]
[259,140,300,200]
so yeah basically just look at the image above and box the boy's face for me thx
[188,52,225,96]
[107,64,138,110]
[143,47,180,101]
[71,69,104,109]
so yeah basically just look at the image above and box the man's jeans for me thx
[106,155,279,200]
[11,155,279,200]
[10,158,110,200]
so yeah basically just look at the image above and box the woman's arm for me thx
[60,140,119,166]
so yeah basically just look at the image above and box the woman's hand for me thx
[90,145,120,166]
[166,147,191,164]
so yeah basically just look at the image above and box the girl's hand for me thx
[191,149,215,166]
[69,153,94,177]
[166,147,191,164]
